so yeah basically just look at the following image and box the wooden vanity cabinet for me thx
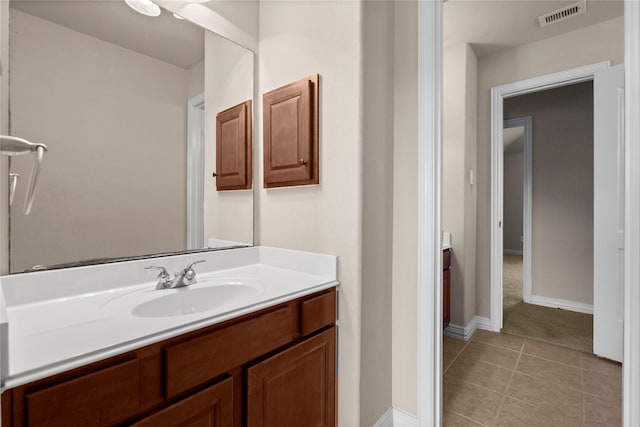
[443,249,451,328]
[247,328,335,427]
[130,378,234,427]
[1,288,337,427]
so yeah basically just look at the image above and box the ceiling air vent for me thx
[538,0,587,28]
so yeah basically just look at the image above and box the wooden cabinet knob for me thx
[212,172,218,178]
[299,159,307,166]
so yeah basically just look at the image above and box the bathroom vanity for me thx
[0,247,338,427]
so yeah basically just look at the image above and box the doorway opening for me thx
[501,84,595,354]
[426,1,640,425]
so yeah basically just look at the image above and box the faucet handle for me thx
[183,260,205,285]
[185,259,206,271]
[145,265,170,279]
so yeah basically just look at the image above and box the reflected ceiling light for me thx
[124,0,161,17]
[173,13,185,20]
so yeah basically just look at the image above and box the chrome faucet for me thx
[145,260,206,290]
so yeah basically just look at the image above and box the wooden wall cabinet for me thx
[263,74,319,188]
[443,249,451,328]
[215,100,253,191]
[1,288,337,427]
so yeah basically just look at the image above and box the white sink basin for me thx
[103,278,262,318]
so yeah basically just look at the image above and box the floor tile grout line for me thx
[471,338,523,354]
[500,393,584,422]
[443,336,474,375]
[520,351,581,368]
[445,374,512,397]
[582,389,624,403]
[492,340,524,425]
[447,410,491,427]
[513,368,585,394]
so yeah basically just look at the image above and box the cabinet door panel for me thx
[443,269,451,328]
[216,100,252,190]
[247,328,335,427]
[263,75,319,188]
[131,377,233,427]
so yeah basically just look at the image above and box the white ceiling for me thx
[504,126,524,153]
[10,0,205,69]
[444,0,624,58]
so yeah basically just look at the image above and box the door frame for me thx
[417,2,640,426]
[186,93,205,250]
[503,116,533,304]
[489,61,609,332]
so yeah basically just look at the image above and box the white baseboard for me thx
[392,408,418,427]
[528,294,594,314]
[503,249,523,255]
[444,316,492,341]
[372,407,418,427]
[372,408,394,427]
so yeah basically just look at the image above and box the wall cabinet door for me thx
[247,328,335,427]
[131,378,233,427]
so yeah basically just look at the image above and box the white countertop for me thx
[443,231,452,250]
[0,246,338,390]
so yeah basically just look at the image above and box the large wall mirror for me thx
[4,0,255,274]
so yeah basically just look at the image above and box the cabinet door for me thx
[215,100,252,191]
[131,377,233,427]
[262,74,319,188]
[443,269,451,328]
[247,328,335,427]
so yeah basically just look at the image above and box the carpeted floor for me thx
[502,254,594,353]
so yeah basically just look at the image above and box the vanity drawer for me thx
[25,358,140,427]
[300,289,336,336]
[164,305,296,398]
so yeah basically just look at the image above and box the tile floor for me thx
[443,330,622,426]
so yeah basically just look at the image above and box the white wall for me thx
[443,42,478,326]
[257,2,363,426]
[475,16,624,317]
[503,146,524,253]
[9,10,188,272]
[505,82,594,305]
[203,32,253,246]
[361,1,394,426]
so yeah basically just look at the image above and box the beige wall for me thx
[9,10,188,272]
[203,32,253,246]
[475,16,624,317]
[257,2,363,426]
[361,1,394,425]
[188,60,204,99]
[503,147,524,252]
[505,82,594,304]
[392,0,418,415]
[443,42,478,326]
